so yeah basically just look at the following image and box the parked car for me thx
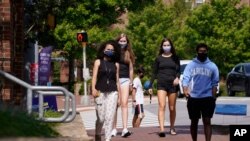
[226,63,250,96]
[178,60,192,98]
[178,59,220,98]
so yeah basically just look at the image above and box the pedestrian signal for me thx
[77,31,88,43]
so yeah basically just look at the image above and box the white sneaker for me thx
[121,128,132,137]
[111,129,117,137]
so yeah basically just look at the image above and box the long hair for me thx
[96,40,121,62]
[115,33,135,64]
[158,37,176,56]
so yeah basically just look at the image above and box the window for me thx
[234,65,243,73]
[245,65,250,74]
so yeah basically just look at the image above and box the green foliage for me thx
[183,0,250,77]
[26,0,250,81]
[79,83,84,95]
[127,0,250,79]
[127,1,190,76]
[0,106,59,137]
[53,0,134,63]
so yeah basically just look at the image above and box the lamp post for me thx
[77,31,90,105]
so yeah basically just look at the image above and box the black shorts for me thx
[157,83,178,93]
[187,97,216,119]
[134,104,144,115]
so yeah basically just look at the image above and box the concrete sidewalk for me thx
[81,96,231,141]
[54,112,94,141]
[18,95,246,141]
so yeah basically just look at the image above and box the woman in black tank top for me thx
[111,33,135,137]
[92,40,121,141]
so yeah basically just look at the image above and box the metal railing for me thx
[0,69,76,122]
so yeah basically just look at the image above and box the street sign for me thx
[77,31,88,43]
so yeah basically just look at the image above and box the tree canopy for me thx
[127,0,250,78]
[25,0,250,80]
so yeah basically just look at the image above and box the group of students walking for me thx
[91,33,219,141]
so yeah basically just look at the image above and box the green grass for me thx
[0,105,60,137]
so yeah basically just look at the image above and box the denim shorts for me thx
[119,78,130,86]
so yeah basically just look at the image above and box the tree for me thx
[182,0,250,77]
[126,0,189,77]
[127,0,250,78]
[53,0,158,89]
[25,0,158,91]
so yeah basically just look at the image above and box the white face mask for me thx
[118,40,128,49]
[162,45,171,53]
[119,43,127,49]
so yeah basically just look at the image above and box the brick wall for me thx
[0,0,24,104]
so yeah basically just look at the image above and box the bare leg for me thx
[157,90,167,132]
[168,93,177,130]
[120,84,130,129]
[135,117,142,127]
[132,115,138,128]
[203,117,212,141]
[190,118,199,141]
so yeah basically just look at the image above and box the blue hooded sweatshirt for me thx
[182,57,219,98]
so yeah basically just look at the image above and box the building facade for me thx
[0,0,24,104]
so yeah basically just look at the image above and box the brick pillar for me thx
[12,0,24,105]
[0,0,24,104]
[0,0,12,102]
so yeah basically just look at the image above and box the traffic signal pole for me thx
[82,42,87,98]
[77,31,90,106]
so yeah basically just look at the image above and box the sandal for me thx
[158,132,165,137]
[170,128,177,135]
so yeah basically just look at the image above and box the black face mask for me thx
[197,53,207,62]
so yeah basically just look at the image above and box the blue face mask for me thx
[163,45,171,53]
[104,50,114,57]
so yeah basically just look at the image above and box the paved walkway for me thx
[87,125,229,141]
[7,96,247,141]
[79,96,232,141]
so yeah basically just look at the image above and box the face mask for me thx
[104,50,114,57]
[163,45,171,53]
[119,43,127,49]
[197,53,207,62]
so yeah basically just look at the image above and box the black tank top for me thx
[119,57,129,78]
[95,60,117,92]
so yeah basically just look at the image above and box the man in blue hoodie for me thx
[182,43,219,141]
